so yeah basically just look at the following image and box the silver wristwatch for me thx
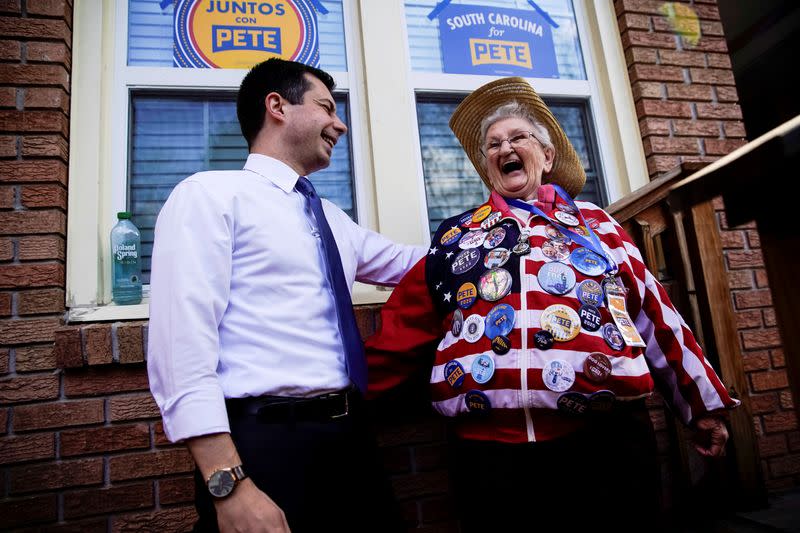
[206,464,247,498]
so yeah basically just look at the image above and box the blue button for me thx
[465,390,491,413]
[484,303,515,339]
[569,247,608,277]
[444,360,466,388]
[471,354,495,384]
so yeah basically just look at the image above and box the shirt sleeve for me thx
[600,209,740,425]
[146,179,233,442]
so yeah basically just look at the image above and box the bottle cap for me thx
[117,211,132,219]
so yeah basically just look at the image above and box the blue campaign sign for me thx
[437,4,558,78]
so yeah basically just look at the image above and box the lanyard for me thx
[505,185,618,275]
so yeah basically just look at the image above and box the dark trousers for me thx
[192,393,404,533]
[449,406,661,533]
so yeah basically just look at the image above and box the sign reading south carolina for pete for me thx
[173,0,320,68]
[438,4,558,78]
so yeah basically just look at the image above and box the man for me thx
[147,58,424,532]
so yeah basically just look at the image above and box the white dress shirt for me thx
[147,154,426,442]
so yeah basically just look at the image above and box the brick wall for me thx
[615,0,798,489]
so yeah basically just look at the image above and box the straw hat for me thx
[449,77,586,197]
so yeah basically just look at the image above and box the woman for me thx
[366,77,738,532]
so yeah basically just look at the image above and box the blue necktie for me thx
[295,177,367,393]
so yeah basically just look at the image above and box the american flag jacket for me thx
[365,188,739,443]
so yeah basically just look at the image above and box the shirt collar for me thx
[243,153,301,193]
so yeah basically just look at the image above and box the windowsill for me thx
[66,282,394,323]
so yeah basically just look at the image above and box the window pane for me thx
[405,0,586,79]
[129,93,353,283]
[416,97,603,234]
[127,0,348,71]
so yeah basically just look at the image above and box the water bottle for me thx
[111,211,143,305]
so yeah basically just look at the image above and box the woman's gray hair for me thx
[479,101,554,155]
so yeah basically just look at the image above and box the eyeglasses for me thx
[482,131,538,156]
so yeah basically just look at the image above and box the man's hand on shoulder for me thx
[215,478,290,533]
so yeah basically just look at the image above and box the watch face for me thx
[208,470,236,498]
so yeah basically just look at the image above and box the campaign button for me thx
[542,358,575,392]
[512,240,531,255]
[579,304,602,332]
[440,226,462,246]
[602,323,625,351]
[540,304,581,342]
[576,279,604,307]
[472,205,492,223]
[444,360,466,388]
[471,354,495,384]
[533,329,554,350]
[557,392,589,416]
[451,308,464,337]
[459,212,474,227]
[462,314,485,343]
[553,210,580,226]
[456,282,478,309]
[602,275,626,295]
[483,226,507,249]
[584,352,612,383]
[484,247,511,269]
[569,247,608,277]
[478,268,513,302]
[491,335,511,355]
[571,225,589,237]
[484,303,515,339]
[585,217,601,229]
[589,390,616,414]
[537,261,576,296]
[451,248,481,275]
[480,211,503,230]
[458,230,487,249]
[545,224,568,242]
[541,239,571,262]
[555,202,577,215]
[465,389,491,413]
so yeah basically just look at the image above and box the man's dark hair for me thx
[236,58,336,148]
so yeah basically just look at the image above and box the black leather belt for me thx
[226,386,360,423]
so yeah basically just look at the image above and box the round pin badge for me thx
[542,358,576,392]
[589,390,616,414]
[541,239,571,262]
[555,202,576,215]
[451,308,464,337]
[465,389,491,413]
[602,323,625,351]
[440,226,462,246]
[451,248,481,275]
[480,211,503,230]
[484,247,511,269]
[462,314,485,343]
[458,212,474,227]
[471,205,492,223]
[557,392,589,417]
[584,352,612,383]
[571,225,589,237]
[602,275,626,295]
[456,282,478,309]
[478,268,513,302]
[585,217,601,230]
[512,240,531,256]
[471,354,495,384]
[533,329,554,350]
[484,303,515,339]
[458,230,487,250]
[544,224,567,242]
[553,210,580,226]
[444,360,466,388]
[578,304,602,332]
[537,262,576,296]
[569,247,608,277]
[540,304,581,342]
[483,226,506,249]
[491,335,511,355]
[576,279,604,307]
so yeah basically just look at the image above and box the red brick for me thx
[0,38,20,60]
[618,13,650,31]
[83,323,112,365]
[790,432,800,453]
[55,326,83,368]
[716,86,740,103]
[0,134,16,157]
[758,434,788,458]
[638,117,670,136]
[625,47,657,64]
[755,269,770,288]
[0,494,57,528]
[770,454,800,477]
[658,49,706,67]
[646,155,680,175]
[0,433,54,465]
[0,210,66,236]
[0,263,65,290]
[763,308,776,328]
[672,119,719,137]
[110,392,160,422]
[615,0,664,16]
[705,138,747,155]
[15,345,57,371]
[154,421,171,446]
[0,159,67,184]
[19,235,65,260]
[25,41,70,67]
[780,390,794,410]
[0,315,61,345]
[0,0,21,13]
[110,448,194,482]
[64,482,154,519]
[0,237,14,261]
[696,103,743,120]
[0,291,10,316]
[749,393,779,415]
[22,135,68,160]
[722,121,746,138]
[10,457,103,494]
[741,350,769,372]
[629,64,684,83]
[27,0,72,21]
[392,470,450,500]
[665,83,713,101]
[750,369,789,392]
[622,30,677,50]
[159,476,195,505]
[117,322,145,364]
[746,230,760,248]
[734,289,772,310]
[0,405,7,431]
[699,20,723,36]
[0,17,71,43]
[24,87,69,112]
[14,398,104,432]
[690,36,728,53]
[632,81,664,101]
[0,86,16,107]
[771,348,784,368]
[719,230,744,249]
[61,423,150,457]
[0,109,69,135]
[743,328,782,350]
[636,99,692,118]
[764,411,798,433]
[644,136,699,155]
[17,287,65,315]
[112,507,197,533]
[689,68,735,86]
[707,53,732,69]
[64,365,150,397]
[0,372,59,403]
[727,250,764,270]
